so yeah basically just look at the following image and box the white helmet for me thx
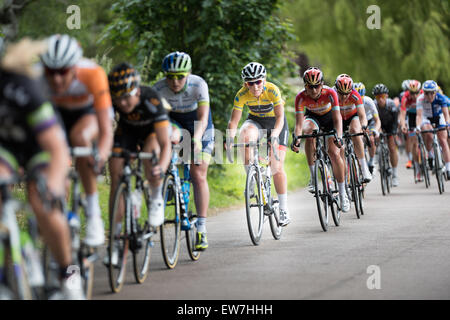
[401,79,410,92]
[41,34,82,69]
[241,62,266,82]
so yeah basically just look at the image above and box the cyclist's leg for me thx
[350,117,371,181]
[303,118,318,180]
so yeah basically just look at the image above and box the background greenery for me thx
[2,0,449,214]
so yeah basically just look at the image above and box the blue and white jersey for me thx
[153,74,209,113]
[363,95,378,121]
[416,92,449,118]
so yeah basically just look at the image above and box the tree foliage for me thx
[280,0,450,95]
[102,0,297,130]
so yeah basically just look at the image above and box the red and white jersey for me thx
[295,85,339,116]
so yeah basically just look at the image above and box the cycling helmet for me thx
[108,62,141,98]
[353,82,366,96]
[162,51,192,73]
[422,80,438,92]
[302,67,323,86]
[335,74,353,94]
[372,83,389,95]
[241,62,266,82]
[408,80,421,93]
[40,34,82,69]
[401,79,410,92]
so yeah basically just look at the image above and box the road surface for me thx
[92,154,450,300]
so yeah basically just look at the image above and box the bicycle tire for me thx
[349,154,361,219]
[419,143,430,188]
[245,165,264,245]
[328,162,341,227]
[186,209,201,261]
[269,200,282,240]
[314,160,329,232]
[80,247,95,299]
[379,150,387,196]
[108,181,129,293]
[132,181,152,284]
[355,160,365,216]
[160,173,181,269]
[434,144,445,194]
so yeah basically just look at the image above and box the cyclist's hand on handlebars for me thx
[290,132,301,153]
[401,124,408,134]
[334,137,344,148]
[151,164,165,179]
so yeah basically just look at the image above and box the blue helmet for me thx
[422,80,438,92]
[353,82,366,97]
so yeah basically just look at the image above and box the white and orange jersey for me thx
[50,58,112,111]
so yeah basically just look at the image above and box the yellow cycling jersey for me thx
[233,81,283,118]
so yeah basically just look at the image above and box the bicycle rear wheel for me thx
[132,181,152,284]
[108,182,129,293]
[245,165,264,244]
[160,173,181,269]
[269,200,282,240]
[314,160,329,231]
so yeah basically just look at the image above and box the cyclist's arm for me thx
[154,120,172,173]
[415,108,423,130]
[36,122,70,196]
[294,95,304,136]
[331,109,343,138]
[227,107,243,141]
[193,102,209,142]
[373,113,381,132]
[271,101,285,138]
[96,107,114,163]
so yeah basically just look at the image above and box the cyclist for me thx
[334,74,372,183]
[399,80,411,101]
[0,39,82,299]
[291,67,350,212]
[153,51,214,250]
[399,80,422,180]
[353,82,381,174]
[373,83,400,186]
[108,63,172,225]
[40,34,114,247]
[415,80,450,179]
[227,62,291,226]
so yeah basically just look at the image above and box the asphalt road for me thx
[92,154,450,300]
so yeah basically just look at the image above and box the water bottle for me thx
[131,190,142,220]
[67,211,80,251]
[20,231,45,288]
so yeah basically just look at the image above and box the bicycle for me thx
[377,133,394,196]
[160,146,200,269]
[107,149,157,293]
[42,146,100,300]
[293,130,341,232]
[415,129,430,188]
[0,175,45,300]
[343,131,369,219]
[419,126,447,194]
[227,140,282,245]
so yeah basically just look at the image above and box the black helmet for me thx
[372,83,389,96]
[108,62,141,98]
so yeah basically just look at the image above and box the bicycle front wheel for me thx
[132,181,152,284]
[314,160,329,231]
[160,173,181,269]
[349,155,361,219]
[419,142,430,188]
[327,163,341,226]
[379,151,387,196]
[186,209,201,261]
[245,165,264,245]
[108,182,129,293]
[434,144,445,194]
[269,200,282,240]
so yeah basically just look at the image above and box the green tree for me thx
[102,0,297,130]
[280,0,449,95]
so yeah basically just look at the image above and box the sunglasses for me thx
[306,84,321,89]
[166,73,187,80]
[246,80,263,86]
[45,67,71,76]
[424,91,436,95]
